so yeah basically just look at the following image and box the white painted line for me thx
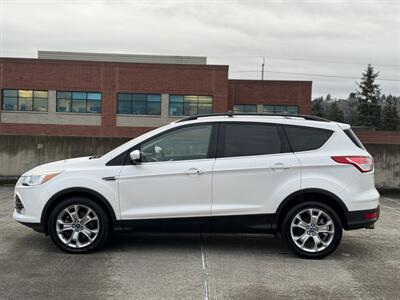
[381,196,400,204]
[200,235,209,300]
[381,205,400,216]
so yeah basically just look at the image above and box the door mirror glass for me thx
[130,149,141,163]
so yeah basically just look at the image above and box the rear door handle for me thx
[185,168,204,175]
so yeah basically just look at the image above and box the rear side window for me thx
[284,125,333,152]
[221,123,282,157]
[344,129,365,149]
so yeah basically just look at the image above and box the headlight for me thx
[21,172,61,186]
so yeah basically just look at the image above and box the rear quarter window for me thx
[344,129,365,149]
[284,125,333,152]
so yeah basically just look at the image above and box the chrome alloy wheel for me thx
[56,205,100,249]
[290,208,335,253]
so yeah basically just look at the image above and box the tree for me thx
[382,95,399,130]
[327,101,344,122]
[325,94,332,102]
[312,97,325,117]
[356,64,381,128]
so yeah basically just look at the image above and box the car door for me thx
[212,122,301,217]
[118,123,217,220]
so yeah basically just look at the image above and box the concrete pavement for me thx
[0,186,399,299]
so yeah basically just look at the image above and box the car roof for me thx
[174,114,343,131]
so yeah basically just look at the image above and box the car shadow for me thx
[104,232,292,256]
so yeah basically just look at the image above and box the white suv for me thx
[13,113,380,258]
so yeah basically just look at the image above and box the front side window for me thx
[2,89,48,112]
[140,125,213,162]
[221,123,282,157]
[56,91,102,113]
[284,125,333,152]
[169,95,212,116]
[117,93,161,115]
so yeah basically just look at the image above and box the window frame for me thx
[56,91,102,113]
[106,122,219,166]
[2,89,49,112]
[168,94,213,116]
[216,122,292,159]
[116,93,162,115]
[263,104,299,115]
[233,104,257,113]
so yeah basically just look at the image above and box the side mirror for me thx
[130,149,141,164]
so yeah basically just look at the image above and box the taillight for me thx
[331,156,373,173]
[365,212,378,220]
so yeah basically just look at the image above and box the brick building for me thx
[0,51,312,138]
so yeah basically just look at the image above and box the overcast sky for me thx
[0,0,399,98]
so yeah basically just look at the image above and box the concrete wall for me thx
[365,144,400,190]
[0,135,129,180]
[38,51,207,65]
[0,135,398,190]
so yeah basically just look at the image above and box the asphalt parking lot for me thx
[0,186,399,300]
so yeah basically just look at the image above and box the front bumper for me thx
[345,205,380,230]
[13,184,51,224]
[16,221,45,233]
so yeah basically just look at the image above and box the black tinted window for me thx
[222,123,282,157]
[284,125,333,152]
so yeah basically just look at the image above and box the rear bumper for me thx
[345,205,380,230]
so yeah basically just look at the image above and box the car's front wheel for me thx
[281,201,342,259]
[48,197,110,253]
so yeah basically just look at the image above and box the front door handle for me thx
[270,163,289,171]
[185,168,204,175]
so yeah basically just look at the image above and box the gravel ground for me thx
[0,185,399,300]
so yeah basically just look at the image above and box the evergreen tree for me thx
[325,94,332,102]
[311,97,325,117]
[327,101,344,122]
[356,64,381,128]
[382,95,399,130]
[348,92,358,125]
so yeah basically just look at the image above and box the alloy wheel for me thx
[290,208,335,253]
[56,204,100,249]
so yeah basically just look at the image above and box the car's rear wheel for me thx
[48,197,110,253]
[282,201,342,259]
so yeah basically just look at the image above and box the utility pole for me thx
[261,56,265,80]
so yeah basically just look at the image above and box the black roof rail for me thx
[176,112,330,123]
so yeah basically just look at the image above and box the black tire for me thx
[281,201,342,259]
[48,197,110,254]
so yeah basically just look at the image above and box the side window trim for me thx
[216,122,291,159]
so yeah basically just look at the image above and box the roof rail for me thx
[176,112,330,123]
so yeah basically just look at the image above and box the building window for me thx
[117,93,161,115]
[2,89,48,112]
[233,104,257,113]
[169,95,213,116]
[263,105,299,115]
[56,91,102,113]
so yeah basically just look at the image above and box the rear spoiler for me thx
[335,122,351,130]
